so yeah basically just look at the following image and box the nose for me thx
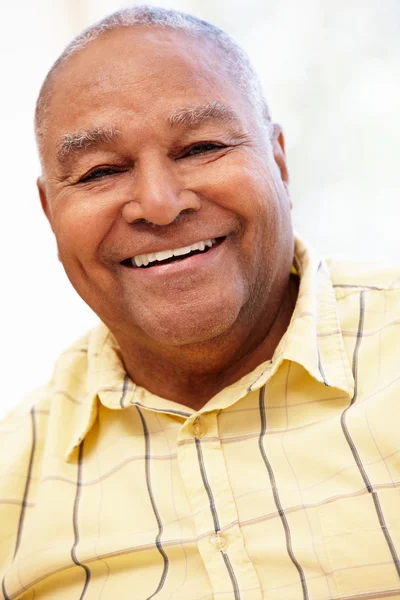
[122,158,201,226]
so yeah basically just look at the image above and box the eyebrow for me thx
[168,101,241,128]
[56,126,120,164]
[55,101,241,164]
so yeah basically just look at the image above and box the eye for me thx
[78,165,127,184]
[183,142,225,158]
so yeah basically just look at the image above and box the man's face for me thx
[38,27,293,349]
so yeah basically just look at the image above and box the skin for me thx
[38,26,298,410]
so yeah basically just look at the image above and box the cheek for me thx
[52,198,114,264]
[206,153,280,215]
[232,176,291,278]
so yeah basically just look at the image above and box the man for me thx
[1,5,400,599]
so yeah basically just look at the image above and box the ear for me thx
[271,123,291,208]
[37,176,63,262]
[37,176,54,231]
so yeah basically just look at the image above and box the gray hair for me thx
[35,5,271,158]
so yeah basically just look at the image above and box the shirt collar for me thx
[278,235,354,395]
[65,235,354,460]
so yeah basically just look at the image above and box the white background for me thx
[1,0,399,418]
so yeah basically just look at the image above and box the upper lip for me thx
[119,234,227,263]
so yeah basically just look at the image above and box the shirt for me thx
[1,236,400,600]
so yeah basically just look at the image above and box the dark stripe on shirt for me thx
[136,407,169,599]
[71,441,91,599]
[14,407,37,556]
[135,403,192,418]
[1,578,9,600]
[317,345,329,386]
[195,438,241,598]
[333,284,383,290]
[222,552,241,600]
[1,407,37,600]
[195,438,220,532]
[125,400,191,418]
[258,386,309,600]
[341,290,400,577]
[119,374,130,408]
[316,261,330,386]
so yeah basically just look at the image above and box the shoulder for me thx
[5,329,93,414]
[325,255,400,293]
[324,256,400,335]
[0,325,100,437]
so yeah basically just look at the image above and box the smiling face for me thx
[38,26,294,351]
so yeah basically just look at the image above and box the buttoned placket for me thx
[177,410,263,599]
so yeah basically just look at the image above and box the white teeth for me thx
[157,250,174,261]
[131,238,217,268]
[173,245,192,257]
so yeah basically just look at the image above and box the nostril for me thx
[127,209,197,229]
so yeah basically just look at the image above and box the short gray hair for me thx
[35,5,271,157]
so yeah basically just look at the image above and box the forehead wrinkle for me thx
[168,101,242,129]
[56,126,120,163]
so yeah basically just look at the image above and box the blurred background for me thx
[1,0,399,418]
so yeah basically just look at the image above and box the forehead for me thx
[45,27,249,140]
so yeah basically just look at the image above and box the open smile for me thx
[121,236,226,270]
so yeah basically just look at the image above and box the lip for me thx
[121,236,227,279]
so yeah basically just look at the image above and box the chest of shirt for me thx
[5,356,400,600]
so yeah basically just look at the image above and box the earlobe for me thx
[37,176,54,230]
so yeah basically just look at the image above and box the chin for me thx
[135,302,243,347]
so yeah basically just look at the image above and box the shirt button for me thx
[191,415,206,438]
[209,533,228,552]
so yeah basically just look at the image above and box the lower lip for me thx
[125,239,227,279]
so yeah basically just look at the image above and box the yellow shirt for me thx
[2,236,400,600]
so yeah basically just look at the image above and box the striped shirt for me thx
[2,236,400,600]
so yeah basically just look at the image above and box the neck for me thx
[113,275,298,411]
